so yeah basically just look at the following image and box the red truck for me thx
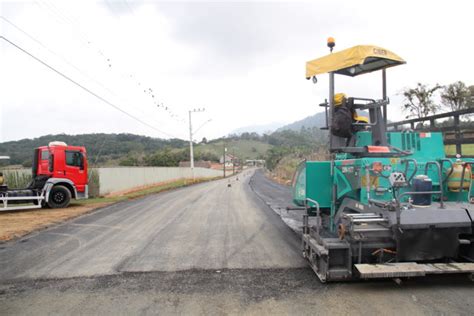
[0,141,88,211]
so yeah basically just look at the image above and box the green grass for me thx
[71,177,220,206]
[445,144,474,155]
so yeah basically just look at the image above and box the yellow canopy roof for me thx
[306,45,405,78]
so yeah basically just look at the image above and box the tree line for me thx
[119,149,219,167]
[402,81,474,119]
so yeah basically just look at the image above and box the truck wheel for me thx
[48,185,71,208]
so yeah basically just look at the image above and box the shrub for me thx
[88,169,100,198]
[3,170,32,189]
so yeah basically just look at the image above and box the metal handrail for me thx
[355,100,389,111]
[458,162,474,202]
[387,108,474,127]
[395,161,445,228]
[352,121,378,127]
[439,159,454,181]
[424,161,444,208]
[395,160,464,227]
[305,198,321,236]
[401,158,418,184]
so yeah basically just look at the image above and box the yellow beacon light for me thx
[327,37,335,52]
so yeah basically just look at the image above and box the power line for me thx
[0,35,181,140]
[32,2,187,124]
[1,15,183,128]
[35,0,107,61]
[34,1,187,124]
[0,15,118,98]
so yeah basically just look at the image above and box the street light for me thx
[188,108,205,178]
[223,146,227,178]
[193,119,212,138]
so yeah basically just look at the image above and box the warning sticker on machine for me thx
[390,158,400,164]
[420,132,431,138]
[361,175,379,188]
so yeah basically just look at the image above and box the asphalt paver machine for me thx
[292,39,474,282]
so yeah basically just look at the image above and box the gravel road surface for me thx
[0,169,472,315]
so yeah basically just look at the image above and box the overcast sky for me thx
[1,0,473,142]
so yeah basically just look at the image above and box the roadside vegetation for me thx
[265,128,328,184]
[402,81,474,119]
[2,170,31,189]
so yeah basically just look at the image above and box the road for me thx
[1,169,473,315]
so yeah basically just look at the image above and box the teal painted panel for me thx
[306,161,332,208]
[355,131,445,160]
[387,132,445,159]
[292,162,306,206]
[356,131,372,147]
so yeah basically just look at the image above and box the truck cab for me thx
[34,142,88,198]
[1,141,88,211]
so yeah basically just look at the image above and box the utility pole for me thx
[223,145,227,178]
[232,148,235,175]
[189,110,194,171]
[188,108,205,179]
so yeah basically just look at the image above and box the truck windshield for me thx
[66,151,83,168]
[41,150,50,160]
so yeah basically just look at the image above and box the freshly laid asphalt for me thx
[0,169,472,315]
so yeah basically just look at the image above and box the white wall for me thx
[97,167,222,195]
[2,167,223,196]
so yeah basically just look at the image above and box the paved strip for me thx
[1,169,473,315]
[0,170,305,281]
[1,268,473,315]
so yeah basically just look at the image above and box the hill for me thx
[196,139,271,160]
[276,111,327,132]
[0,133,274,167]
[0,127,327,168]
[230,122,284,135]
[0,133,187,167]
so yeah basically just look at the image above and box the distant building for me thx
[219,154,239,167]
[245,159,265,167]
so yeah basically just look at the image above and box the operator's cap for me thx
[333,93,346,107]
[353,112,369,123]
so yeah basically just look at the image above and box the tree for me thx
[440,81,471,112]
[402,83,442,119]
[119,155,140,166]
[468,85,474,107]
[144,149,178,167]
[265,147,292,170]
[201,137,208,144]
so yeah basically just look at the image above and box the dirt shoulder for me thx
[0,202,112,242]
[0,177,219,243]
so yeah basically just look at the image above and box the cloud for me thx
[1,0,473,143]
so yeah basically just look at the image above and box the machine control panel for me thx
[389,172,407,187]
